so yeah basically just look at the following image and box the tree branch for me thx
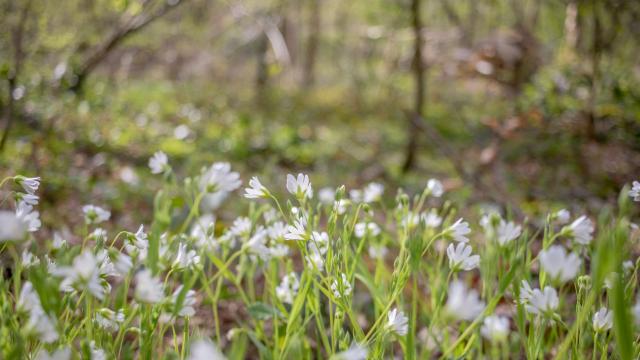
[70,0,187,93]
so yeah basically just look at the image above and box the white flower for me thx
[15,202,41,232]
[20,283,58,344]
[269,243,289,258]
[333,199,350,215]
[17,281,40,313]
[95,308,125,331]
[479,211,500,234]
[331,344,368,360]
[518,280,534,305]
[34,347,71,360]
[481,315,510,342]
[286,173,313,200]
[555,209,571,224]
[447,243,480,272]
[133,225,148,247]
[245,227,271,261]
[26,309,58,343]
[191,215,218,250]
[306,252,325,270]
[149,151,169,174]
[199,162,241,195]
[331,273,352,298]
[592,307,613,332]
[22,250,40,268]
[318,187,335,204]
[230,217,252,237]
[629,181,640,202]
[135,269,165,304]
[387,308,409,336]
[421,209,442,228]
[126,225,149,260]
[539,245,581,283]
[368,245,388,260]
[354,222,380,238]
[0,210,27,241]
[276,272,299,304]
[426,179,444,197]
[309,231,329,255]
[53,250,106,299]
[349,189,363,203]
[403,212,422,229]
[174,243,201,269]
[564,215,594,245]
[201,191,231,212]
[44,255,57,274]
[446,218,471,243]
[525,286,559,317]
[306,232,329,270]
[496,220,521,245]
[112,252,132,276]
[97,249,119,279]
[82,205,111,224]
[445,280,485,321]
[16,193,39,206]
[16,176,40,194]
[263,208,279,223]
[90,342,106,360]
[188,339,226,360]
[363,182,384,203]
[172,285,197,317]
[284,217,307,241]
[244,176,270,199]
[89,228,107,242]
[52,232,67,249]
[96,249,120,278]
[267,221,287,241]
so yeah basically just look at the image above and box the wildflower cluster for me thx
[1,167,639,359]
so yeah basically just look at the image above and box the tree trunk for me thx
[587,0,601,140]
[255,32,270,104]
[564,0,579,49]
[302,0,320,88]
[402,0,425,173]
[1,0,32,152]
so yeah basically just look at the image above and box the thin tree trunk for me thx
[564,0,579,49]
[302,0,320,88]
[255,32,270,104]
[402,0,425,173]
[587,0,601,140]
[1,0,32,152]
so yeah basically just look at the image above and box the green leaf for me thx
[246,330,273,360]
[228,332,248,360]
[248,302,283,321]
[612,224,634,360]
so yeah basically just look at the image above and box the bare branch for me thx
[70,0,187,93]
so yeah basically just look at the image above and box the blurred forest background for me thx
[1,0,640,232]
